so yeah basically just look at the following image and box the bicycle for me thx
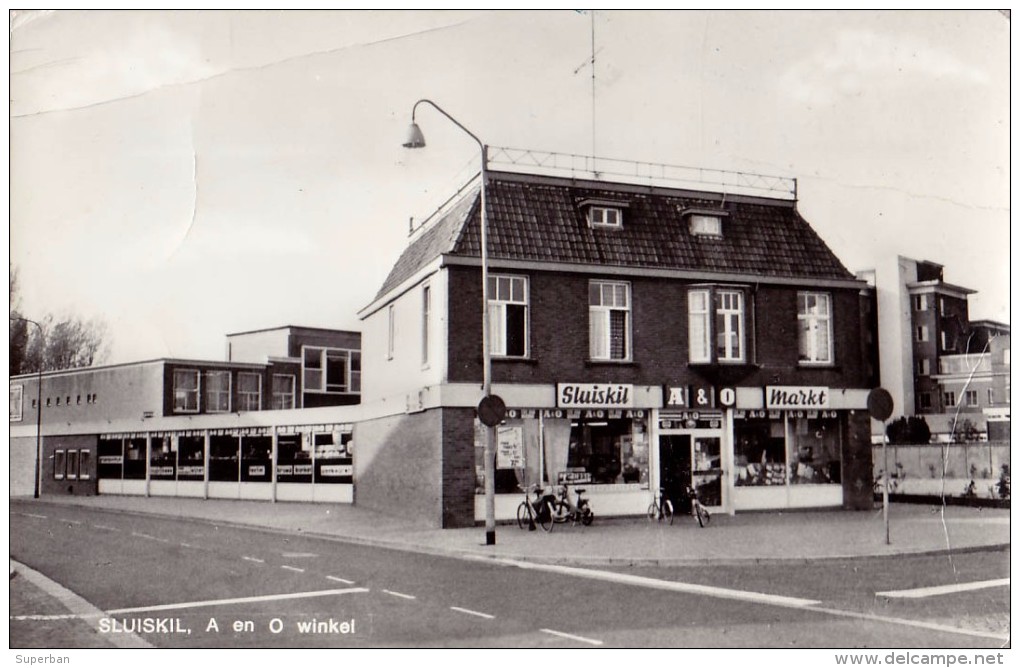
[553,485,594,526]
[647,487,674,524]
[688,485,711,528]
[517,484,556,532]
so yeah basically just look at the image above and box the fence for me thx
[872,441,1010,500]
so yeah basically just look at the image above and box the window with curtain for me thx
[589,280,630,360]
[487,275,528,357]
[204,370,231,413]
[797,292,833,364]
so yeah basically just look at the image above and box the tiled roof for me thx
[374,172,853,300]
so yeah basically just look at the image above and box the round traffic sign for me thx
[477,394,507,427]
[867,388,894,422]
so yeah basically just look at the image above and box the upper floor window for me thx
[237,372,261,412]
[387,304,395,360]
[303,347,361,394]
[205,370,231,413]
[272,374,296,410]
[10,385,23,422]
[939,298,946,316]
[797,292,833,365]
[689,287,745,363]
[690,214,723,237]
[965,390,978,407]
[919,392,932,410]
[589,280,630,361]
[588,205,622,229]
[940,331,947,351]
[422,284,431,366]
[488,275,528,357]
[944,391,956,408]
[173,369,200,413]
[917,358,930,376]
[913,294,927,311]
[916,325,929,342]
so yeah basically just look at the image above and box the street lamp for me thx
[11,316,44,498]
[403,99,499,546]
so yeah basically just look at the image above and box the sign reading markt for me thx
[765,386,830,410]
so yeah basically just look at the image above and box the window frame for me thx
[272,374,296,410]
[917,358,930,376]
[913,294,927,311]
[690,214,723,237]
[916,325,929,342]
[588,279,632,361]
[173,369,201,414]
[302,346,362,395]
[204,370,232,413]
[588,205,623,229]
[965,390,978,407]
[487,274,529,358]
[688,285,748,365]
[422,283,431,367]
[237,372,262,412]
[944,391,956,408]
[797,292,834,366]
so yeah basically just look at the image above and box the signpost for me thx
[867,388,895,545]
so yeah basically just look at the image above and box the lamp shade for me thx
[402,122,426,149]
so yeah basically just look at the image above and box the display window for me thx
[241,436,272,482]
[124,438,147,480]
[313,431,353,484]
[149,436,176,480]
[733,414,787,486]
[733,411,842,486]
[208,435,240,481]
[98,438,124,480]
[177,435,205,480]
[787,414,841,484]
[277,433,313,483]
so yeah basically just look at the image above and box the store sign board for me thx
[320,465,353,477]
[558,470,593,484]
[765,386,830,409]
[663,385,716,409]
[557,383,633,409]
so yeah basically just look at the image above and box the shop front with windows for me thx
[97,422,354,503]
[473,383,655,522]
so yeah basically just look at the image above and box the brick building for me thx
[358,166,875,528]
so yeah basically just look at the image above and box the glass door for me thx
[691,434,723,508]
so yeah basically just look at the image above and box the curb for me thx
[13,498,1010,568]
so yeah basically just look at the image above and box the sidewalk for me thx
[11,494,1010,566]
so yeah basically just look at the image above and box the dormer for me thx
[578,198,629,229]
[681,206,729,238]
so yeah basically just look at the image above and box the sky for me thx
[9,10,1011,365]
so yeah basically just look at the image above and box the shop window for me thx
[209,435,240,482]
[237,372,261,412]
[77,450,91,480]
[733,417,786,486]
[303,347,361,394]
[277,433,313,484]
[205,371,231,413]
[589,280,630,361]
[787,415,841,485]
[272,374,296,410]
[123,438,147,480]
[313,431,353,484]
[965,390,978,407]
[53,449,66,480]
[241,436,272,482]
[150,436,176,480]
[177,436,205,480]
[797,292,833,364]
[487,275,528,357]
[689,287,746,364]
[173,369,200,413]
[97,438,124,480]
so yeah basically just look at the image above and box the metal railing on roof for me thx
[487,146,798,200]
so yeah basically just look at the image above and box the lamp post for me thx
[403,99,498,546]
[11,316,44,498]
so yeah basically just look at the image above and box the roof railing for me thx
[488,146,798,200]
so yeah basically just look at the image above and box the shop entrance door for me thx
[658,430,724,512]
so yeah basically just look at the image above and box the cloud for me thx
[779,28,991,106]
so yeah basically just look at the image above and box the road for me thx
[9,503,1010,649]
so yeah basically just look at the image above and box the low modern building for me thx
[9,326,361,501]
[356,160,875,528]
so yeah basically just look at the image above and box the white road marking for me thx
[106,587,369,614]
[11,613,88,621]
[131,532,170,543]
[540,628,603,645]
[281,565,305,573]
[326,576,354,585]
[450,606,494,620]
[242,556,265,564]
[877,578,1010,599]
[59,518,83,525]
[93,524,119,532]
[495,558,820,607]
[22,513,48,519]
[810,605,1010,641]
[281,552,318,558]
[382,589,416,600]
[180,543,197,549]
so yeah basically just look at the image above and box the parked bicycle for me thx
[517,484,557,532]
[647,486,674,524]
[553,485,594,526]
[688,485,711,528]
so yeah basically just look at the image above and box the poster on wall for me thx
[496,426,524,469]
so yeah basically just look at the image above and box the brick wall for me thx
[441,408,478,528]
[41,434,98,497]
[841,411,874,510]
[352,410,444,527]
[447,266,869,389]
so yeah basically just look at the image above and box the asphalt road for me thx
[9,504,1010,649]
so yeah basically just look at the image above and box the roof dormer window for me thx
[589,205,622,229]
[681,207,728,238]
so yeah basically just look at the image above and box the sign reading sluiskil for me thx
[765,386,829,409]
[557,383,634,409]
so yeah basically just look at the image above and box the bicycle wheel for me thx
[581,509,594,526]
[695,503,710,528]
[552,500,570,524]
[517,502,531,530]
[663,499,674,525]
[647,503,659,521]
[538,501,554,532]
